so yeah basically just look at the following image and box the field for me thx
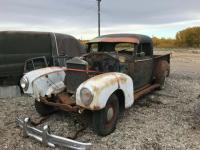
[0,49,200,150]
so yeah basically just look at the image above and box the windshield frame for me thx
[87,42,136,54]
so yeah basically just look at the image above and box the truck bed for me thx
[153,53,170,64]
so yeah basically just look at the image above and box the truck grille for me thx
[65,58,89,93]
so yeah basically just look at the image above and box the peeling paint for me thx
[22,67,66,99]
[76,72,134,110]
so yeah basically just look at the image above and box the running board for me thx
[134,84,160,100]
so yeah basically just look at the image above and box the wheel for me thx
[92,94,119,136]
[158,71,167,90]
[35,99,55,116]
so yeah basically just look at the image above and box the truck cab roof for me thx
[88,34,153,45]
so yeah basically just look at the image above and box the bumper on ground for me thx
[16,117,92,150]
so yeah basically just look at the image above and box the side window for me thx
[33,58,47,69]
[25,61,34,73]
[136,44,145,57]
[24,57,48,73]
[142,43,152,56]
[136,43,152,57]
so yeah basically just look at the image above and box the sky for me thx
[0,0,200,39]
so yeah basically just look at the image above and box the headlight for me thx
[20,77,29,91]
[80,88,93,106]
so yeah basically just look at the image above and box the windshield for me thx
[115,43,135,52]
[88,42,135,53]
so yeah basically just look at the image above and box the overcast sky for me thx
[1,0,200,39]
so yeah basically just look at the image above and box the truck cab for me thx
[86,34,154,89]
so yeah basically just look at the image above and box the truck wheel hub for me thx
[107,107,114,122]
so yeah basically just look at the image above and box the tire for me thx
[92,94,119,136]
[35,99,55,116]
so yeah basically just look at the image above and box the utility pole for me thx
[97,0,101,37]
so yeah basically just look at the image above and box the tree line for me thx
[152,26,200,48]
[80,26,200,48]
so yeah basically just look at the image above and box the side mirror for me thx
[140,52,145,57]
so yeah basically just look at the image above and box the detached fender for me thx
[76,72,134,110]
[22,67,66,100]
[32,73,66,100]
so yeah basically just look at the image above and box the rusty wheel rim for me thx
[105,103,116,128]
[107,106,114,122]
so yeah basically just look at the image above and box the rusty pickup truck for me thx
[18,34,170,149]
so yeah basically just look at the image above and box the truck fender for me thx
[76,72,134,110]
[154,60,170,83]
[22,67,66,100]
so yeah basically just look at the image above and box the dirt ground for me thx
[0,50,200,150]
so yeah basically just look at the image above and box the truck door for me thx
[134,43,153,89]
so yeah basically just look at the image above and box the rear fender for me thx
[154,60,170,83]
[76,72,134,110]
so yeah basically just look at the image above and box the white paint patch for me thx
[22,67,66,99]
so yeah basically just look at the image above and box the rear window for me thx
[0,32,52,54]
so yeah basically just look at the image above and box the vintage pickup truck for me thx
[18,34,170,149]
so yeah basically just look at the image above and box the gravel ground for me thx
[1,50,200,150]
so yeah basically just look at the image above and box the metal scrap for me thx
[16,117,92,150]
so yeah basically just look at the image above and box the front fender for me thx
[22,67,66,99]
[76,72,134,110]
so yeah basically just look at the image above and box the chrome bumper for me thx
[16,117,92,150]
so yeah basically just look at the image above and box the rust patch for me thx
[40,97,78,112]
[91,76,118,97]
[134,84,160,100]
[154,60,169,83]
[93,105,101,110]
[90,37,140,44]
[116,74,128,84]
[58,93,75,105]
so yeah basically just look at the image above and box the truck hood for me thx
[22,67,66,95]
[24,67,65,82]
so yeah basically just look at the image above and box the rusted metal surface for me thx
[153,59,170,84]
[88,34,152,45]
[134,57,153,89]
[134,84,160,100]
[40,97,78,112]
[89,37,140,44]
[134,84,151,93]
[58,93,75,105]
